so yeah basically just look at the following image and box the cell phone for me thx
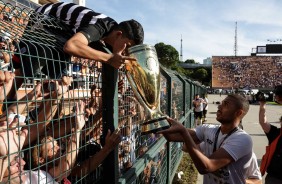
[8,113,26,124]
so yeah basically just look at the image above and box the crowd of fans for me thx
[212,56,282,89]
[0,2,176,183]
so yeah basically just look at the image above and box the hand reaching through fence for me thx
[70,129,121,179]
[31,101,85,182]
[23,76,73,147]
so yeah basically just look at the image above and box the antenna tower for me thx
[234,22,238,56]
[180,35,183,62]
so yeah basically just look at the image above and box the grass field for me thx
[172,153,198,184]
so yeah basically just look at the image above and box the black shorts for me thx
[194,111,203,119]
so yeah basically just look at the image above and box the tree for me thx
[155,42,179,68]
[192,68,208,83]
[184,59,196,64]
[171,65,187,76]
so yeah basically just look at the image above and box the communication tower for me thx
[234,22,238,56]
[180,35,183,62]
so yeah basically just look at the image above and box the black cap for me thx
[118,19,144,45]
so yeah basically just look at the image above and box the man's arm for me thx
[64,32,134,69]
[70,129,121,176]
[49,101,85,181]
[162,128,201,144]
[181,128,234,174]
[159,118,236,174]
[24,91,63,147]
[245,178,262,184]
[64,33,112,63]
[258,101,271,133]
[6,82,42,116]
[24,77,72,147]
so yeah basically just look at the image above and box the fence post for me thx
[101,63,119,183]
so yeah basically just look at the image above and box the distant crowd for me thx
[212,56,282,89]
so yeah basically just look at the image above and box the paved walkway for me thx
[196,94,282,184]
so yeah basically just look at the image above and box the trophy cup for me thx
[125,44,169,135]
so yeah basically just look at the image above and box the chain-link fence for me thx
[0,1,206,183]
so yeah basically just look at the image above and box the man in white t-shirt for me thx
[192,94,206,126]
[159,94,259,184]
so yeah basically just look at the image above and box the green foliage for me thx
[155,42,179,68]
[154,42,211,86]
[192,68,208,83]
[184,59,196,64]
[171,65,187,76]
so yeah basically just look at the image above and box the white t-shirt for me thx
[245,152,262,180]
[23,170,58,184]
[193,98,204,112]
[203,97,208,110]
[195,124,253,184]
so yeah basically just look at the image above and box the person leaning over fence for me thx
[258,85,282,184]
[159,94,261,184]
[12,2,144,90]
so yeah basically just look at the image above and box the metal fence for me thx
[0,1,206,183]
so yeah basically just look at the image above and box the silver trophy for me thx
[125,44,169,135]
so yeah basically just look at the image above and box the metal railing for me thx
[0,1,206,183]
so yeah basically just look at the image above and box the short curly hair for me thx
[115,19,144,45]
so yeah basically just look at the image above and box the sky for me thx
[66,0,282,63]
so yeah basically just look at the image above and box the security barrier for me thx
[0,1,206,183]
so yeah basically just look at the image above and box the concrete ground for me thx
[196,94,282,184]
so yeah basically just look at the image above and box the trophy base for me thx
[141,117,170,135]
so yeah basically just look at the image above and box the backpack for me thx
[260,130,282,176]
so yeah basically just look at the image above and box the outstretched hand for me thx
[158,117,186,134]
[56,76,73,95]
[108,43,136,69]
[104,129,121,152]
[157,117,186,142]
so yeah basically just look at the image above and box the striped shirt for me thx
[35,2,116,34]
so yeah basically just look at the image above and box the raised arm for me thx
[258,101,271,133]
[24,77,72,147]
[64,33,112,63]
[64,32,134,69]
[49,101,86,181]
[70,129,121,176]
[6,82,42,116]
